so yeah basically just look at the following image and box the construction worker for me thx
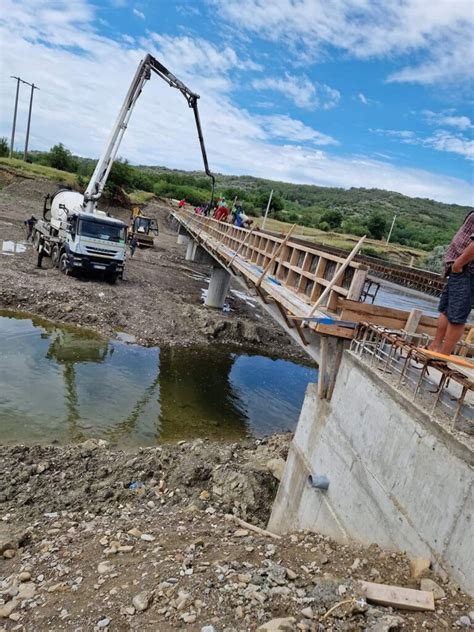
[36,237,45,268]
[430,211,474,355]
[130,235,138,258]
[24,215,37,240]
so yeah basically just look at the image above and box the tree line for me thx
[2,139,469,255]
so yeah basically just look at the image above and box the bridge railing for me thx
[174,210,368,314]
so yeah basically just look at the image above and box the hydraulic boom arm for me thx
[83,54,215,213]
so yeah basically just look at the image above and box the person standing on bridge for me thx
[430,211,474,355]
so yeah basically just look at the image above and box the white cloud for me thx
[371,129,416,140]
[423,110,473,131]
[259,115,338,145]
[212,0,474,85]
[371,128,474,161]
[424,131,474,161]
[252,73,340,110]
[0,0,472,206]
[132,8,145,19]
[357,92,379,106]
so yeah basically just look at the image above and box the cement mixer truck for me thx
[32,54,215,283]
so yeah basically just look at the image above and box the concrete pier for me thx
[177,227,189,245]
[205,265,231,308]
[194,245,215,266]
[269,351,474,594]
[185,240,198,261]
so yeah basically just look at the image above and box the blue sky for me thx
[1,0,473,204]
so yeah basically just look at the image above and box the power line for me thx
[8,76,40,160]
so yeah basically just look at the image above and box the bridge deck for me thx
[172,209,368,328]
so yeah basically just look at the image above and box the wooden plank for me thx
[308,236,366,316]
[314,323,355,339]
[326,338,345,400]
[417,349,474,370]
[359,581,435,612]
[347,267,368,301]
[257,224,297,287]
[404,308,423,333]
[318,336,328,399]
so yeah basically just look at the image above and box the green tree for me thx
[0,137,9,157]
[422,245,448,273]
[320,209,342,229]
[107,158,135,191]
[367,212,387,240]
[47,143,77,172]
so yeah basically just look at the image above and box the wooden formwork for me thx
[175,210,368,314]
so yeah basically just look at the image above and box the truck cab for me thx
[62,211,127,281]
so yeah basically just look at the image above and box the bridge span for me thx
[170,207,368,391]
[171,207,473,593]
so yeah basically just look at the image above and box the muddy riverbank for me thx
[0,173,302,359]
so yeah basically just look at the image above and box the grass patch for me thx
[254,216,426,264]
[0,157,78,187]
[128,189,156,205]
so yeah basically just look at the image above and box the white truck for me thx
[32,54,215,283]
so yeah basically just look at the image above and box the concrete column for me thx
[194,245,214,266]
[205,265,231,308]
[177,227,189,245]
[185,240,198,261]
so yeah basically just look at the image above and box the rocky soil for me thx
[1,438,473,632]
[0,171,301,358]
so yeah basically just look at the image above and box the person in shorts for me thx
[430,211,474,355]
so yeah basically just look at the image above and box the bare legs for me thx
[430,314,448,352]
[430,313,464,355]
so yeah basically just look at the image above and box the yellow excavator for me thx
[128,206,159,248]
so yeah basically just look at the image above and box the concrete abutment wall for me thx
[269,351,474,594]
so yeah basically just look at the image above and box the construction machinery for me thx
[32,53,215,282]
[128,206,159,248]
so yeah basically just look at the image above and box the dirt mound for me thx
[0,435,290,526]
[0,437,472,631]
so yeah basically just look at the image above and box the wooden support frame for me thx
[308,236,366,316]
[172,210,369,334]
[318,336,329,399]
[256,224,297,287]
[326,338,344,400]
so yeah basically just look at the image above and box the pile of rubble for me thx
[1,438,472,631]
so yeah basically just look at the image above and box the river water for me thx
[0,312,316,448]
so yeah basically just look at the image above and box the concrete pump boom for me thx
[83,54,215,214]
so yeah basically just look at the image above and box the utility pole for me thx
[23,82,39,161]
[262,189,274,230]
[9,76,21,158]
[386,213,397,245]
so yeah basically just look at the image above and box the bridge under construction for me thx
[171,206,473,594]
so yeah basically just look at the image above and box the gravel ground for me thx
[1,168,473,631]
[0,169,301,358]
[0,437,473,632]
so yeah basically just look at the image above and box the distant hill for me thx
[9,145,471,251]
[143,165,470,251]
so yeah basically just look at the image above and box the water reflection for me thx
[0,312,316,447]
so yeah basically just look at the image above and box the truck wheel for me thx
[59,253,69,275]
[51,245,60,267]
[106,273,118,285]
